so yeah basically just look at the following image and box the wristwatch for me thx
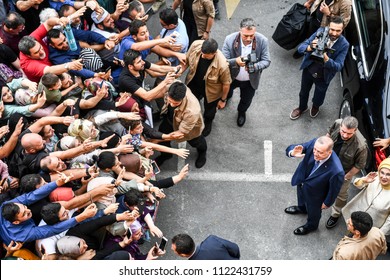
[64,63,70,70]
[220,98,227,103]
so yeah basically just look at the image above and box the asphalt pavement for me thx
[140,0,390,260]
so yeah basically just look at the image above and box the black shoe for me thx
[195,151,206,168]
[202,122,212,137]
[284,206,307,215]
[293,226,313,235]
[293,50,304,59]
[154,154,172,167]
[326,216,340,229]
[237,112,246,127]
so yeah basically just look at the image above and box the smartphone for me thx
[126,228,132,239]
[104,66,111,73]
[99,80,104,88]
[159,236,168,251]
[137,199,146,216]
[151,160,160,175]
[143,6,153,17]
[175,66,181,75]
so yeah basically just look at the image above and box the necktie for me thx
[310,161,320,176]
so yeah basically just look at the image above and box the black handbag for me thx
[272,3,310,50]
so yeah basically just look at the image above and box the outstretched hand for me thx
[291,145,305,158]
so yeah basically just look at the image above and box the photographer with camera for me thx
[222,18,271,127]
[290,16,349,120]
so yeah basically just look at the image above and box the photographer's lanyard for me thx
[234,34,257,81]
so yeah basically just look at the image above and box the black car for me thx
[339,0,389,171]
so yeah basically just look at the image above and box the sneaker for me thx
[151,0,165,13]
[289,107,308,120]
[310,106,320,118]
[326,216,339,229]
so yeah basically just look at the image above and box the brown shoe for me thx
[310,106,320,118]
[290,107,308,120]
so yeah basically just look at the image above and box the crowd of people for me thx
[0,0,388,261]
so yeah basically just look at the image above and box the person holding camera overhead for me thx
[289,16,349,120]
[222,18,271,127]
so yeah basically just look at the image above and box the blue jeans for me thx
[298,68,330,110]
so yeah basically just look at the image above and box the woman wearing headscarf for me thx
[342,158,390,236]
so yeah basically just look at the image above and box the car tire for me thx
[339,93,354,119]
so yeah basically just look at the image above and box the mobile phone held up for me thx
[126,228,132,239]
[159,236,168,251]
[137,198,146,216]
[151,160,160,175]
[143,6,154,18]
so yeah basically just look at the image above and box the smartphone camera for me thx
[151,160,160,175]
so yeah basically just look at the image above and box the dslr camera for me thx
[310,26,335,64]
[241,53,257,74]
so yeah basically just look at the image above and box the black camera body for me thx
[241,53,257,74]
[310,26,335,64]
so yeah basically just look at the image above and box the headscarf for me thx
[56,236,82,257]
[130,220,142,234]
[378,158,390,189]
[116,96,137,112]
[67,119,99,141]
[14,88,37,106]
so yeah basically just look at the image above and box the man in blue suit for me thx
[285,136,344,235]
[171,233,240,260]
[290,16,349,120]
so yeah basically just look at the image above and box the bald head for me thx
[21,133,45,154]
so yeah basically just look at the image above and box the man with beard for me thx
[47,26,115,79]
[90,8,122,63]
[289,16,349,120]
[325,116,368,229]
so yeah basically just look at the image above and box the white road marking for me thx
[264,140,273,175]
[173,140,291,182]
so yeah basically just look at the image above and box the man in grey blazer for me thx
[222,18,271,127]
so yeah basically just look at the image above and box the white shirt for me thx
[235,38,252,81]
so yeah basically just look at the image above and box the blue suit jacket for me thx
[286,138,344,207]
[298,27,349,84]
[189,235,240,260]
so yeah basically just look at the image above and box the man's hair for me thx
[41,73,60,89]
[124,189,142,207]
[316,135,334,151]
[128,0,143,13]
[58,4,73,18]
[40,156,53,173]
[129,19,146,36]
[341,116,358,130]
[171,234,195,255]
[18,36,37,55]
[19,174,43,194]
[4,11,25,30]
[123,49,141,66]
[92,151,116,170]
[330,16,344,26]
[2,203,20,222]
[168,82,186,101]
[159,8,178,26]
[41,202,62,225]
[351,211,373,237]
[47,29,62,45]
[240,18,256,30]
[201,38,218,54]
[129,120,142,131]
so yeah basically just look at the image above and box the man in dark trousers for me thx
[285,135,344,235]
[290,16,349,120]
[171,233,240,260]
